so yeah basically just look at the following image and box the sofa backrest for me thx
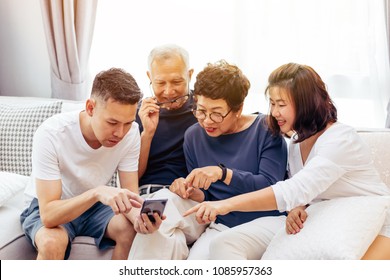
[1,96,388,189]
[0,97,84,176]
[0,96,85,113]
[0,96,118,185]
[357,129,390,188]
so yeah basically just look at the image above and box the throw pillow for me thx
[262,196,390,260]
[0,101,62,176]
[0,172,30,207]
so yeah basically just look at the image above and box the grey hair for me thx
[147,44,190,71]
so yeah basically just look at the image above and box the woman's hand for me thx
[185,166,222,190]
[286,206,308,234]
[183,200,230,224]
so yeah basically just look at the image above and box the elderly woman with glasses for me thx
[164,60,288,259]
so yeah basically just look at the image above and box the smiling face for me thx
[268,86,296,134]
[87,97,137,148]
[147,54,193,110]
[195,96,239,137]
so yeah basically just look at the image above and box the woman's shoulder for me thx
[184,122,202,138]
[316,122,367,161]
[321,122,357,141]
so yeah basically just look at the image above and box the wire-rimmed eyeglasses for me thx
[192,108,232,123]
[155,94,190,109]
[149,83,190,109]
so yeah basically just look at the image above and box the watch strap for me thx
[218,163,227,182]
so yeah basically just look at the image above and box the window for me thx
[90,0,390,128]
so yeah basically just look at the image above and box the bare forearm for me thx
[119,171,141,224]
[138,131,153,178]
[225,187,278,212]
[39,189,98,228]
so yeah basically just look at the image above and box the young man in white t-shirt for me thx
[21,68,162,260]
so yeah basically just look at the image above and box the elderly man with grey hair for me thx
[129,44,203,259]
[136,43,196,195]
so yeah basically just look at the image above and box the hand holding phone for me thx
[140,198,168,223]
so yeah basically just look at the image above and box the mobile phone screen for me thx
[140,198,168,223]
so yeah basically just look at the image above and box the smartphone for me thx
[140,198,168,223]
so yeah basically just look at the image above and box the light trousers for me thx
[128,189,207,259]
[209,216,286,260]
[187,222,229,259]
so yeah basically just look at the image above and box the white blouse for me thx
[272,122,390,212]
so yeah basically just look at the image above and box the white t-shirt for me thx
[272,122,390,212]
[24,111,140,206]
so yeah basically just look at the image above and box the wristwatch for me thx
[218,163,227,182]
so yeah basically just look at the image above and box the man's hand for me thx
[286,206,308,234]
[169,177,204,201]
[169,177,192,198]
[138,97,160,136]
[95,186,143,215]
[133,212,166,234]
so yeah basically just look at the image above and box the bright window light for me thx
[90,0,390,128]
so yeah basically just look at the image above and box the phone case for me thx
[140,198,168,223]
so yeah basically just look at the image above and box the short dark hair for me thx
[91,68,143,104]
[194,60,250,112]
[265,63,337,142]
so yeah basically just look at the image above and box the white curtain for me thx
[40,0,97,100]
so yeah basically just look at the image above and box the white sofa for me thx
[1,96,390,260]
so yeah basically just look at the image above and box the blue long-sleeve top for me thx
[183,114,288,228]
[136,95,197,186]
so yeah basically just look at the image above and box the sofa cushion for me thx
[0,189,113,260]
[68,236,113,260]
[0,189,37,260]
[262,196,390,260]
[0,172,29,207]
[0,101,62,176]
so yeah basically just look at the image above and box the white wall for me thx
[0,0,50,98]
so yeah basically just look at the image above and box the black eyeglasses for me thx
[192,108,232,123]
[149,83,190,109]
[156,94,190,109]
